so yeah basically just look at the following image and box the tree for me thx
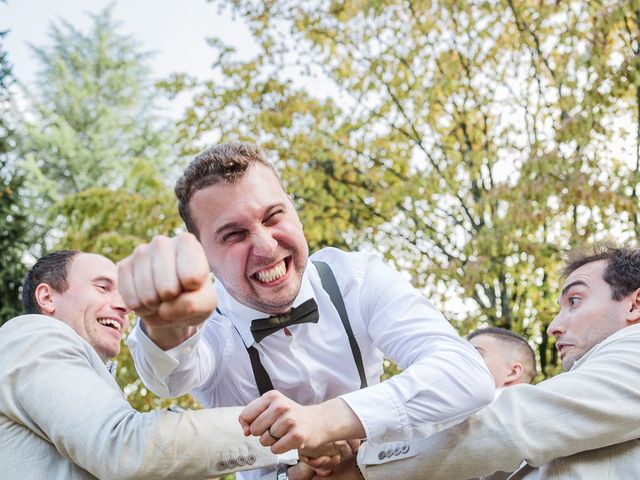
[20,4,173,205]
[176,0,640,377]
[0,11,30,324]
[17,6,191,408]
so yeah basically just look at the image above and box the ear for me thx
[34,283,56,316]
[625,287,640,325]
[502,362,525,387]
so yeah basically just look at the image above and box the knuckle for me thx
[150,235,170,248]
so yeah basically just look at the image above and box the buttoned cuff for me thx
[340,381,407,443]
[128,319,204,381]
[357,439,419,479]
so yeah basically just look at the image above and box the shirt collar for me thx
[214,266,316,347]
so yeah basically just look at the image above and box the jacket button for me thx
[378,450,386,460]
[247,455,257,465]
[393,446,402,456]
[228,458,238,468]
[401,445,410,454]
[216,460,228,471]
[237,456,247,466]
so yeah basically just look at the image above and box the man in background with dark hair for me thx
[318,245,640,480]
[467,327,536,389]
[0,246,287,479]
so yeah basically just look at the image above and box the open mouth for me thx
[556,343,571,357]
[252,257,289,284]
[98,318,123,333]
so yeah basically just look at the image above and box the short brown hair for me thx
[563,244,640,301]
[175,142,278,236]
[22,250,80,314]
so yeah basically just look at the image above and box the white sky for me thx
[0,0,257,90]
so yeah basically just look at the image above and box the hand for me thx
[309,455,364,480]
[238,390,325,454]
[300,439,361,477]
[238,391,365,455]
[117,233,216,349]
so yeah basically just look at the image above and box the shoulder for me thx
[0,314,97,363]
[1,314,75,339]
[310,247,387,278]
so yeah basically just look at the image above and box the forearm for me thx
[141,320,199,350]
[128,319,218,397]
[309,398,366,446]
[361,337,640,480]
[341,344,494,443]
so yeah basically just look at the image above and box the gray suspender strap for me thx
[312,260,368,390]
[243,261,368,396]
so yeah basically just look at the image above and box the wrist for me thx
[316,398,366,443]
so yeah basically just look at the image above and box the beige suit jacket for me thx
[0,315,278,479]
[360,323,640,480]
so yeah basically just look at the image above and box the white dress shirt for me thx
[128,247,494,444]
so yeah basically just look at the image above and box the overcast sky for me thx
[1,0,257,89]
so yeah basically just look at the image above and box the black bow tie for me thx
[250,298,319,343]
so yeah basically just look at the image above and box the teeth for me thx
[98,318,122,332]
[255,260,286,283]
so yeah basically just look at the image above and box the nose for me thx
[251,227,278,258]
[112,292,131,316]
[547,313,565,337]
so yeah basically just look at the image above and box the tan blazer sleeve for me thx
[362,327,640,480]
[0,316,278,479]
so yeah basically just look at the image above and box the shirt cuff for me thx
[128,319,204,381]
[276,449,299,465]
[340,381,407,443]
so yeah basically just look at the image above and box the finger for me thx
[175,233,210,291]
[131,243,162,310]
[346,438,361,452]
[246,390,288,436]
[334,440,354,459]
[149,236,182,301]
[238,395,271,431]
[117,257,142,311]
[259,429,278,448]
[156,284,217,325]
[303,455,336,470]
[270,428,306,454]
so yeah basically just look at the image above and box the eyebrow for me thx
[560,279,588,298]
[214,202,287,237]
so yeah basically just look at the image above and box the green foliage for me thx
[0,24,30,324]
[186,0,640,377]
[14,6,190,409]
[20,4,173,203]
